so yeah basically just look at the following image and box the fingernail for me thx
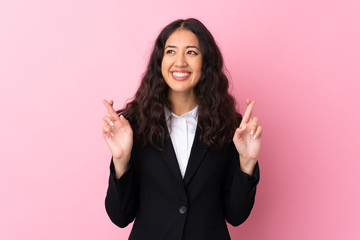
[240,125,246,129]
[110,121,114,126]
[253,134,256,139]
[110,132,114,137]
[250,129,254,135]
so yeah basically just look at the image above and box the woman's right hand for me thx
[102,99,133,177]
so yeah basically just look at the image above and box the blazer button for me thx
[179,206,187,214]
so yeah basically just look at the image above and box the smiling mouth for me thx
[171,71,192,81]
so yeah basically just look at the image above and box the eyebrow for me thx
[165,45,200,51]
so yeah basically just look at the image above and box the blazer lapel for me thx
[160,133,185,190]
[183,126,207,186]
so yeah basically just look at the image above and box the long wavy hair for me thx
[117,18,241,151]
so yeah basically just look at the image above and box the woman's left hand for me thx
[233,99,262,175]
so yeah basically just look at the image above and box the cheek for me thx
[161,61,167,77]
[195,58,203,72]
[161,58,170,72]
[194,63,202,83]
[195,61,203,76]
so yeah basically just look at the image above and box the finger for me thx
[102,125,112,139]
[103,120,111,130]
[233,126,247,141]
[119,115,130,126]
[253,126,262,139]
[119,115,133,134]
[240,100,255,127]
[103,99,120,121]
[103,115,114,127]
[250,117,259,136]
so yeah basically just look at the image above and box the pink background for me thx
[1,0,359,239]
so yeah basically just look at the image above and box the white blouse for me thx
[164,105,198,178]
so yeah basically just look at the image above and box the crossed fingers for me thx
[239,99,262,139]
[102,99,120,137]
[103,99,119,122]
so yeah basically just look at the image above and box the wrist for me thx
[113,155,131,179]
[239,158,257,176]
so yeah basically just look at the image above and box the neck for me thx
[168,91,197,116]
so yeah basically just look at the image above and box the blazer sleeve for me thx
[105,155,138,228]
[222,142,260,226]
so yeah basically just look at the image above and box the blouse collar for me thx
[164,105,199,121]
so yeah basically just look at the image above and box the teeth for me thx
[172,72,190,77]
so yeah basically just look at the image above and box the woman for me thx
[102,18,262,240]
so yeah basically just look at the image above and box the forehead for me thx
[165,28,199,47]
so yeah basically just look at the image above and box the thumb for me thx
[233,126,247,141]
[120,115,132,127]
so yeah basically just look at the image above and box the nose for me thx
[174,53,187,67]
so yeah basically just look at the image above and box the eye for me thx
[187,50,198,55]
[166,49,175,54]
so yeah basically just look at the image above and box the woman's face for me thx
[161,28,202,96]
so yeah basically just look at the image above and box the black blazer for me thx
[105,126,260,240]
